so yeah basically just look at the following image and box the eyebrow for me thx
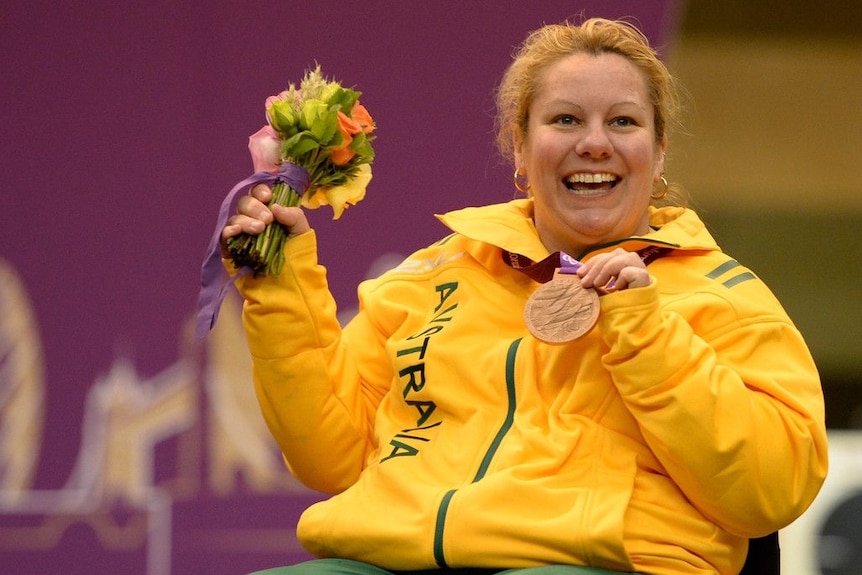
[544,98,648,112]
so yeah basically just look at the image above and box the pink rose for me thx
[248,125,281,173]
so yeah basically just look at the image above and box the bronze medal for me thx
[524,271,600,343]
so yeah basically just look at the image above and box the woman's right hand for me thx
[220,183,312,255]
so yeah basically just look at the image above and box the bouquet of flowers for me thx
[226,65,376,277]
[195,66,375,342]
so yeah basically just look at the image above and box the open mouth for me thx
[564,172,619,194]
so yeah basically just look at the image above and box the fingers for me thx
[224,183,279,239]
[577,248,652,292]
[219,183,312,248]
[599,266,652,292]
[236,184,275,224]
[246,184,311,236]
[220,197,272,243]
[248,183,273,203]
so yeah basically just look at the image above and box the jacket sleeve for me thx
[599,279,828,538]
[235,231,389,494]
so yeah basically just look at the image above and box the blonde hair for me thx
[495,17,681,163]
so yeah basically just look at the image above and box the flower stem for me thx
[225,179,302,277]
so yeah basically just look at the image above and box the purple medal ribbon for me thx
[503,245,670,283]
[194,163,310,342]
[503,250,582,283]
[558,252,583,275]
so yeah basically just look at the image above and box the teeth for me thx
[566,173,617,184]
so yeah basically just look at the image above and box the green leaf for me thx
[319,83,342,106]
[282,131,320,158]
[298,100,336,145]
[350,132,375,160]
[326,87,360,113]
[314,106,340,145]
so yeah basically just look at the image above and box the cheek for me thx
[626,141,662,176]
[527,133,568,168]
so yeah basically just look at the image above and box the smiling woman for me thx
[513,51,665,256]
[218,17,827,575]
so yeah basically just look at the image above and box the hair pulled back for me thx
[495,18,680,164]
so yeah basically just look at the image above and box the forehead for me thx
[534,52,651,105]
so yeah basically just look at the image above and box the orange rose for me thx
[350,102,374,134]
[330,112,358,165]
[329,147,354,166]
[329,103,375,166]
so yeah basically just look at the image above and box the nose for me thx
[575,122,613,158]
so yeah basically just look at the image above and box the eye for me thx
[553,115,578,126]
[610,117,636,128]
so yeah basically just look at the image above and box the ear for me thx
[513,131,524,174]
[654,135,668,180]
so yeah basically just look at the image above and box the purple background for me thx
[0,2,677,573]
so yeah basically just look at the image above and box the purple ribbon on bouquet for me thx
[194,163,310,342]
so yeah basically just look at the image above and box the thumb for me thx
[272,205,312,237]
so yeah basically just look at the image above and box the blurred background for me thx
[1,1,859,574]
[668,6,862,570]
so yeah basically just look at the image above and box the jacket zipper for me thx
[433,337,522,567]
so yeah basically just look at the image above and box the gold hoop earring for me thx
[651,175,669,200]
[513,169,530,194]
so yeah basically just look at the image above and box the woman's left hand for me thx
[576,248,652,293]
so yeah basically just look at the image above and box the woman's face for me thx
[514,52,666,256]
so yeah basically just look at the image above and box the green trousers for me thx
[249,558,635,575]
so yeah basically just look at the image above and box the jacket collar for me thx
[436,198,720,261]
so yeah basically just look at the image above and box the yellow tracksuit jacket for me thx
[236,199,827,574]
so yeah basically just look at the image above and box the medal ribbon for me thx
[503,245,670,284]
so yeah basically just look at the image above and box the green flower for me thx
[268,100,300,136]
[300,99,338,145]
